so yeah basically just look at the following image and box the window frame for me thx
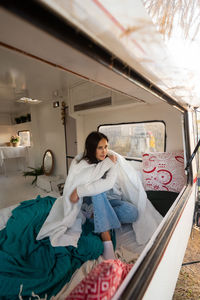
[98,120,167,161]
[18,130,31,147]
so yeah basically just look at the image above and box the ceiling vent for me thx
[74,97,112,112]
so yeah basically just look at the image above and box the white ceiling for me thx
[0,46,83,114]
[0,6,164,119]
[0,44,160,116]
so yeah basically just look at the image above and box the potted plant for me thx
[20,115,27,123]
[15,117,21,124]
[10,135,20,147]
[23,166,44,185]
[27,113,31,122]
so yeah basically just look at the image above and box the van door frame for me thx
[0,2,197,299]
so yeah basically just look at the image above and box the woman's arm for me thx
[69,155,117,203]
[76,163,118,197]
[89,156,115,180]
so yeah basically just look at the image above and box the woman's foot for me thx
[103,240,116,260]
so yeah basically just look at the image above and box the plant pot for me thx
[12,142,19,147]
[15,117,21,124]
[20,116,27,123]
[27,113,31,122]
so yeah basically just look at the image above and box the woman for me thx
[37,131,162,253]
[0,131,162,298]
[69,131,138,259]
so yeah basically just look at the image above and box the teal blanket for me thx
[0,196,103,299]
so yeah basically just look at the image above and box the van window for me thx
[18,130,31,147]
[99,121,166,159]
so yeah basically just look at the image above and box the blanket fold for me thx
[0,196,103,299]
[37,151,162,247]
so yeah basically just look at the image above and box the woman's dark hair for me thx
[82,131,108,164]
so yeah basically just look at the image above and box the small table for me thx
[0,146,28,175]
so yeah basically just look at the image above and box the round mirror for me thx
[43,149,54,175]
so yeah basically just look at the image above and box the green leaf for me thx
[23,166,44,184]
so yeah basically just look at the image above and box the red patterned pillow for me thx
[65,260,133,300]
[142,151,186,192]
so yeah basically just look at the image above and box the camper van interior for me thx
[0,42,187,299]
[0,45,185,197]
[0,2,198,300]
[0,44,184,204]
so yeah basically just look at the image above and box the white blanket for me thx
[37,151,162,247]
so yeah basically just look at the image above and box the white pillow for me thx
[142,151,186,192]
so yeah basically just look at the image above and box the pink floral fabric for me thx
[65,259,133,300]
[142,151,186,192]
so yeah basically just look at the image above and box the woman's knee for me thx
[92,192,107,201]
[114,202,138,224]
[129,204,138,222]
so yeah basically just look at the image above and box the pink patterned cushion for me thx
[142,151,186,192]
[65,259,133,300]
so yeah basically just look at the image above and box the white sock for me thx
[103,241,116,260]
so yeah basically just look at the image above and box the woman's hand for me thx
[108,154,117,163]
[70,188,79,203]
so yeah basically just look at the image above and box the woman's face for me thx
[96,138,108,161]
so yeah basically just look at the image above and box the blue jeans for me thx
[89,192,138,233]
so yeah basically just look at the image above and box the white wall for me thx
[0,96,183,179]
[30,102,66,178]
[0,113,12,126]
[0,116,32,173]
[0,104,66,178]
[0,104,66,179]
[13,122,32,135]
[0,125,15,146]
[0,113,15,146]
[77,102,183,153]
[13,122,33,167]
[0,112,33,144]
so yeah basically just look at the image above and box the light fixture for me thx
[17,97,42,104]
[53,101,60,108]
